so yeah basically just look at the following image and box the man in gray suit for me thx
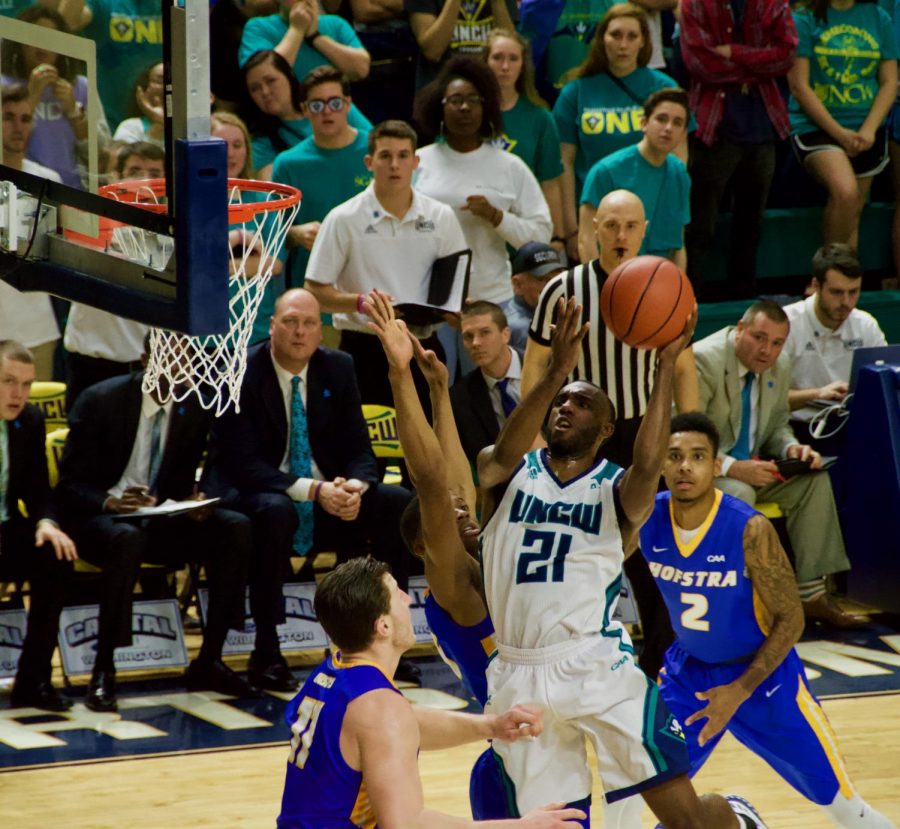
[693,299,867,628]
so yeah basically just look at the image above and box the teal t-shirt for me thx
[553,67,679,193]
[81,0,163,128]
[251,108,372,171]
[581,144,690,255]
[790,3,899,134]
[239,13,363,80]
[543,0,616,92]
[493,96,564,182]
[271,130,372,288]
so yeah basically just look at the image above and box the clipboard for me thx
[394,248,472,327]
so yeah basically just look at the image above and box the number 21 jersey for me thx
[481,449,625,649]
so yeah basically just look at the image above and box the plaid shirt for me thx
[679,0,798,145]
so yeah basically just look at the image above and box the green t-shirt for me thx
[239,14,363,78]
[581,143,690,256]
[493,96,564,182]
[271,130,372,288]
[790,3,899,134]
[81,0,163,128]
[553,67,679,193]
[544,0,616,92]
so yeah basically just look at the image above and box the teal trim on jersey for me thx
[600,574,636,654]
[525,450,542,475]
[602,574,621,628]
[591,460,623,486]
[641,678,668,775]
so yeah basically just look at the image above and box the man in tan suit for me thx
[693,299,866,628]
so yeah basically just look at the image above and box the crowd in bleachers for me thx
[0,0,897,714]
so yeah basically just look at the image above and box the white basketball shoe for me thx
[725,794,769,828]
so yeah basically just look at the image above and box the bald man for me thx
[522,190,698,680]
[205,289,416,690]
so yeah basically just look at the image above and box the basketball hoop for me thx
[90,178,301,416]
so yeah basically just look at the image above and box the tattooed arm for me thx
[684,515,804,745]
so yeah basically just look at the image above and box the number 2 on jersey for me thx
[680,592,710,631]
[515,529,573,584]
[288,696,324,769]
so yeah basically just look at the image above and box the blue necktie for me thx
[147,409,165,492]
[290,376,314,556]
[496,377,518,419]
[732,373,755,461]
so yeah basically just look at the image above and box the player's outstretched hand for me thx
[548,296,589,379]
[411,333,449,389]
[365,289,413,370]
[684,681,749,746]
[490,703,544,741]
[659,305,698,365]
[520,802,588,828]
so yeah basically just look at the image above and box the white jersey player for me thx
[478,297,761,829]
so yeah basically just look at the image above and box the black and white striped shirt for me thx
[529,260,657,421]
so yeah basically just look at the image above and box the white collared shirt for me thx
[271,353,322,500]
[108,394,174,497]
[783,294,887,421]
[307,183,468,334]
[481,347,522,426]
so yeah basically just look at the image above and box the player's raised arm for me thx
[366,291,483,619]
[617,310,697,546]
[478,297,588,491]
[412,334,476,512]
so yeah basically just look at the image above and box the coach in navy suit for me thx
[56,367,252,711]
[1,341,76,711]
[206,289,414,690]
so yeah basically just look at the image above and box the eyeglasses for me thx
[442,94,485,108]
[307,96,345,114]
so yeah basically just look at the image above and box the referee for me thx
[521,189,699,678]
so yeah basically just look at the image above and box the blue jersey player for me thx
[641,411,895,829]
[276,556,586,829]
[368,289,519,820]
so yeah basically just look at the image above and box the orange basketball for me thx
[600,255,695,349]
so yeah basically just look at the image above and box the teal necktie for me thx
[147,409,165,492]
[290,376,314,556]
[732,373,755,461]
[0,420,8,523]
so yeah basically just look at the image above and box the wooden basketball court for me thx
[3,689,898,827]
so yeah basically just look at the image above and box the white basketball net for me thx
[138,182,300,416]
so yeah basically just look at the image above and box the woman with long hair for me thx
[552,3,682,262]
[239,49,309,179]
[414,56,552,310]
[1,6,90,187]
[787,0,898,249]
[482,28,566,253]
